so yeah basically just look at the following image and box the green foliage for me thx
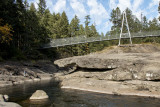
[148,18,159,31]
[38,0,46,16]
[110,7,121,35]
[59,11,69,38]
[69,15,80,36]
[85,15,91,37]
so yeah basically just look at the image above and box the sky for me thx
[28,0,160,34]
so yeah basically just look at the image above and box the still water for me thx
[0,79,160,107]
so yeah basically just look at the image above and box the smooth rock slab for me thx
[0,102,21,107]
[30,90,49,100]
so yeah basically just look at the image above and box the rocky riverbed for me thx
[0,60,58,87]
[54,44,160,98]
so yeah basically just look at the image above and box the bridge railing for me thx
[43,30,160,48]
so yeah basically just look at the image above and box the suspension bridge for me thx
[43,11,160,48]
[43,30,160,48]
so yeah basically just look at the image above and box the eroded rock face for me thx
[30,90,49,100]
[0,61,57,87]
[54,44,160,98]
[54,57,119,69]
[54,52,160,81]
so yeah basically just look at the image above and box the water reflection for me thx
[0,80,160,107]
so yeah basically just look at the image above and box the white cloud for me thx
[87,0,109,25]
[149,0,159,8]
[70,0,87,18]
[46,0,54,13]
[117,0,131,11]
[104,20,112,32]
[133,0,144,11]
[109,0,117,9]
[114,0,145,20]
[53,0,66,13]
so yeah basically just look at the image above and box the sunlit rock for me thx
[30,90,49,100]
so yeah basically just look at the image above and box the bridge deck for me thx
[43,31,160,48]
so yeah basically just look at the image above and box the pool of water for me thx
[0,79,160,107]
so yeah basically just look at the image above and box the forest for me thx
[0,0,160,61]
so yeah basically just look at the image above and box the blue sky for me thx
[28,0,160,34]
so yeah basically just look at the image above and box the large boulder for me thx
[30,90,49,100]
[0,94,9,102]
[3,95,9,101]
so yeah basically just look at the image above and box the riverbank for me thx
[0,60,58,87]
[54,44,160,98]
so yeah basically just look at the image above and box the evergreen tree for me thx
[38,0,46,16]
[149,18,159,31]
[27,3,40,47]
[133,18,141,32]
[79,24,85,35]
[125,8,135,32]
[90,24,98,37]
[110,7,121,35]
[69,15,80,37]
[0,0,17,29]
[51,13,61,38]
[30,3,37,12]
[59,11,69,38]
[43,9,52,31]
[85,15,91,37]
[24,0,29,10]
[85,15,91,26]
[142,16,148,31]
[15,0,26,49]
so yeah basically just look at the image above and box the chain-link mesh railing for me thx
[43,30,160,48]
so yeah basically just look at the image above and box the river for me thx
[0,79,160,107]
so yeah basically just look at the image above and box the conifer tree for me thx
[51,13,61,38]
[90,24,98,37]
[149,18,159,31]
[38,0,46,16]
[79,24,85,35]
[16,0,26,49]
[85,15,91,37]
[30,3,37,12]
[142,16,148,31]
[27,3,40,47]
[69,15,80,37]
[24,0,29,10]
[110,7,121,35]
[59,11,69,38]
